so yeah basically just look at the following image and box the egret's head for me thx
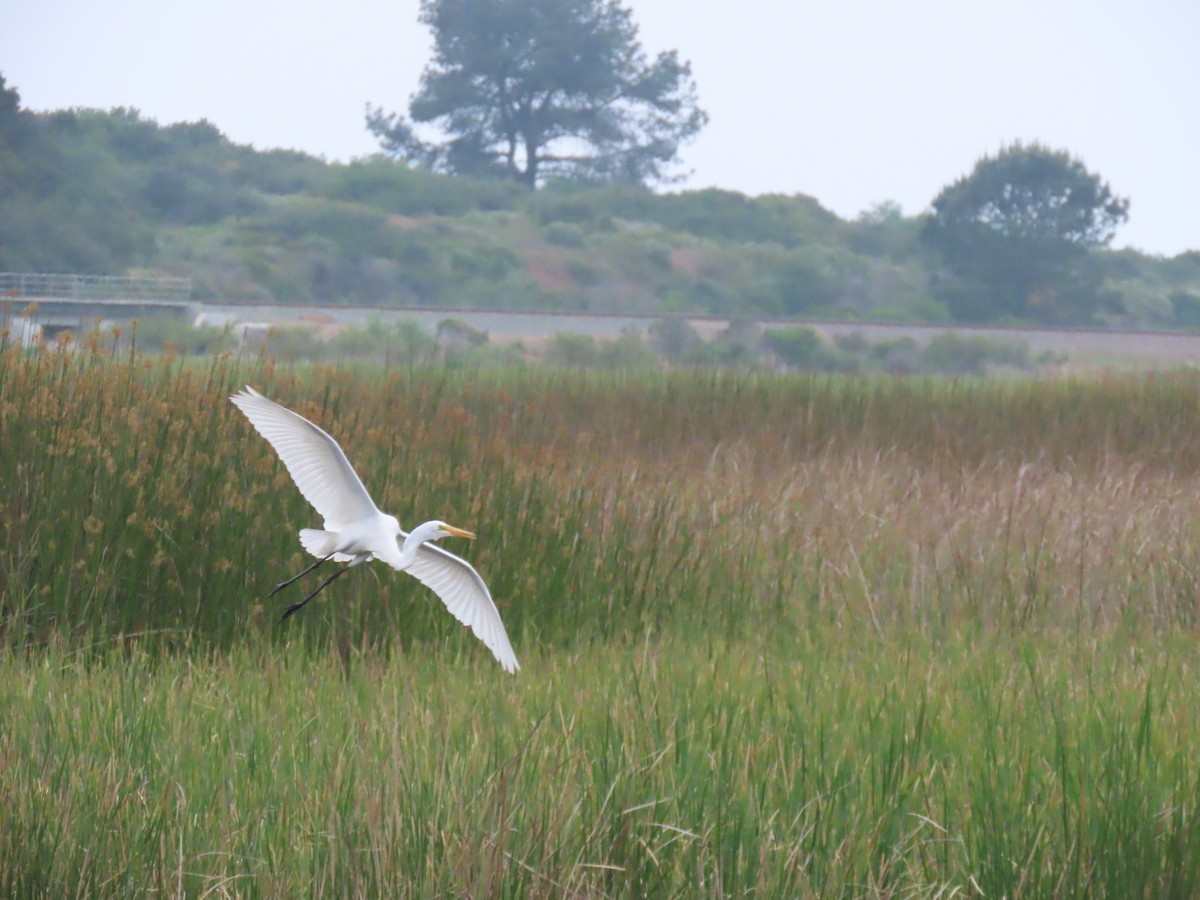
[433,521,476,542]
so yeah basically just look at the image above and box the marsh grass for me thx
[2,636,1199,897]
[4,342,1200,893]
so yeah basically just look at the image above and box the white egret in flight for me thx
[230,386,519,673]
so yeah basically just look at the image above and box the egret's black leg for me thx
[264,554,332,601]
[278,564,354,623]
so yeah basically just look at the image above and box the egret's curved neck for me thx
[399,521,444,566]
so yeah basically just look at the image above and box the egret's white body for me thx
[230,386,519,673]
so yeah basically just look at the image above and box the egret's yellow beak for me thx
[443,524,476,540]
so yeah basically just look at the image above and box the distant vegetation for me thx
[58,313,1050,379]
[2,75,1198,329]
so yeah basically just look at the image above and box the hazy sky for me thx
[2,0,1196,256]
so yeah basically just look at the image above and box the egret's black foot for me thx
[275,562,352,624]
[278,600,309,623]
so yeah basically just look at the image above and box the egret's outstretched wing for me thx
[230,386,378,530]
[405,542,520,673]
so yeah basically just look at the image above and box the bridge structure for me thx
[1,272,195,338]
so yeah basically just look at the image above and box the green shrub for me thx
[436,317,488,350]
[648,317,703,359]
[125,315,234,355]
[872,337,922,374]
[1171,292,1200,329]
[543,222,587,248]
[565,258,602,286]
[257,198,395,260]
[545,333,599,367]
[263,326,324,361]
[921,332,1032,375]
[326,319,437,363]
[319,158,521,216]
[762,325,823,367]
[597,331,661,370]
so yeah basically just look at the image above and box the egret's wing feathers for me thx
[230,386,378,530]
[406,542,520,673]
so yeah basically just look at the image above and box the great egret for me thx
[230,386,519,673]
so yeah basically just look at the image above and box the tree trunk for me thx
[522,135,539,189]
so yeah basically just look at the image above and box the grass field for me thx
[4,342,1200,896]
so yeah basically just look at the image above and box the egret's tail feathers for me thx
[299,528,338,559]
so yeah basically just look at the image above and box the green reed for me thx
[2,633,1199,896]
[4,345,1200,893]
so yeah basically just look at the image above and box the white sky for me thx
[2,0,1196,256]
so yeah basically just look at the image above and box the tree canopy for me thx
[366,0,707,188]
[922,143,1130,323]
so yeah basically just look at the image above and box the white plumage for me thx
[231,385,519,673]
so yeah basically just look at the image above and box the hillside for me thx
[2,79,1198,330]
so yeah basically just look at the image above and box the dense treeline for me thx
[2,75,1197,327]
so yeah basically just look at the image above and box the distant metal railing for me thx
[0,272,192,302]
